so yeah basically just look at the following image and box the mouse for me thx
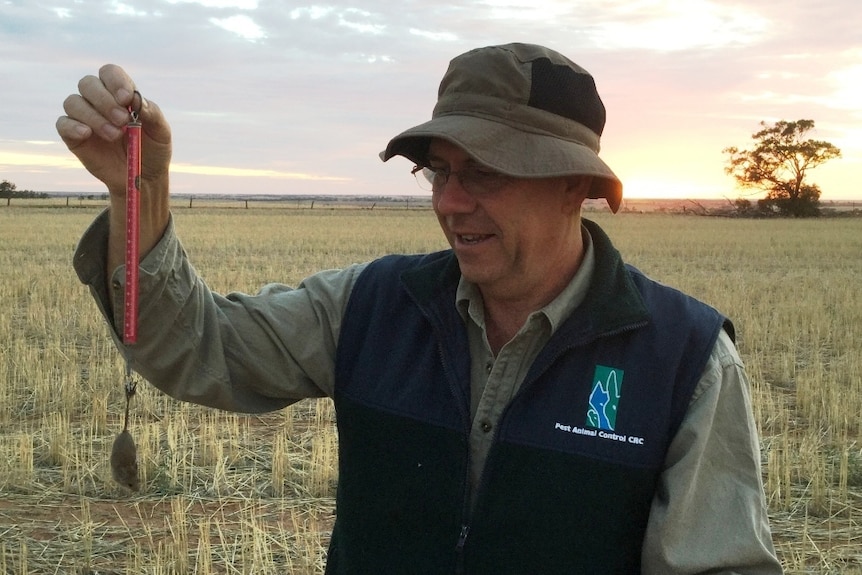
[110,380,140,491]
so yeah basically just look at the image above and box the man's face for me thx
[428,139,588,305]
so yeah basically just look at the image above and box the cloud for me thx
[166,0,259,8]
[338,10,385,35]
[0,149,86,171]
[289,6,335,20]
[110,1,148,17]
[587,0,771,51]
[0,0,859,199]
[825,63,862,111]
[171,163,350,180]
[210,14,266,40]
[479,0,580,22]
[410,29,458,42]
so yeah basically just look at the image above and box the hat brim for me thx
[380,114,622,213]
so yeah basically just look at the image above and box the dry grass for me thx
[1,202,860,573]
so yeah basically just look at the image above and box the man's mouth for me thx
[457,234,493,245]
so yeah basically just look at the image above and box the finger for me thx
[98,64,139,115]
[95,65,171,146]
[81,72,135,127]
[62,92,124,141]
[55,115,93,148]
[98,64,134,97]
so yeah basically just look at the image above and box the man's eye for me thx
[470,169,501,180]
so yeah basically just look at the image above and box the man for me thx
[60,43,783,573]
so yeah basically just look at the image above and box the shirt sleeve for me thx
[640,329,784,574]
[73,209,364,413]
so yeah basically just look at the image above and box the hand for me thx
[56,64,172,196]
[58,64,172,276]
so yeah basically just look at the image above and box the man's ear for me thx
[562,175,593,213]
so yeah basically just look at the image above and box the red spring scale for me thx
[123,94,142,345]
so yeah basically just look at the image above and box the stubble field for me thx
[1,202,860,574]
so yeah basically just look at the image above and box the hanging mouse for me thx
[110,379,140,491]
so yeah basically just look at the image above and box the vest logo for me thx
[586,365,624,431]
[553,365,642,446]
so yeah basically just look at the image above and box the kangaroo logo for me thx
[586,365,624,431]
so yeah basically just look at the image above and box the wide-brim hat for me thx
[380,43,623,213]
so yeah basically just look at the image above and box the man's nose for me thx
[433,173,476,214]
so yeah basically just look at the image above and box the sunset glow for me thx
[1,1,859,201]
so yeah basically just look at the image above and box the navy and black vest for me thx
[329,220,729,574]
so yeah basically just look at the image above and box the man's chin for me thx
[454,260,496,287]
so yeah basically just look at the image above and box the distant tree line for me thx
[1,180,49,204]
[2,119,846,218]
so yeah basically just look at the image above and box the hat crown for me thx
[380,43,623,213]
[433,43,606,148]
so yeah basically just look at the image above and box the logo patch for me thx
[586,365,624,431]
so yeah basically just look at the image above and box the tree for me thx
[0,180,17,196]
[723,120,841,217]
[1,180,17,206]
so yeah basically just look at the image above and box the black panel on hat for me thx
[528,57,606,137]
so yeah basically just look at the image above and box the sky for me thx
[1,0,860,202]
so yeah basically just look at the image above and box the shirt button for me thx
[485,361,493,374]
[480,421,493,433]
[112,280,122,290]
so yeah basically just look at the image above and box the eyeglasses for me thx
[411,164,514,197]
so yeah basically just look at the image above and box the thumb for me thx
[133,95,173,182]
[138,96,172,147]
[119,89,171,146]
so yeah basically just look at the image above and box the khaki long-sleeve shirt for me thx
[74,210,782,574]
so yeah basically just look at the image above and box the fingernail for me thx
[117,88,131,103]
[111,107,130,125]
[101,123,123,140]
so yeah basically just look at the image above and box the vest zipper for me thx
[455,523,470,573]
[435,342,474,574]
[456,524,470,549]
